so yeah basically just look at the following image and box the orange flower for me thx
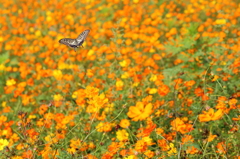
[157,139,168,151]
[22,150,33,158]
[137,119,156,138]
[184,80,196,87]
[144,150,155,158]
[125,39,132,45]
[216,142,227,154]
[158,85,170,96]
[207,133,217,142]
[127,102,153,121]
[26,129,39,140]
[86,69,94,78]
[170,118,193,134]
[228,98,237,108]
[199,108,224,122]
[181,135,194,144]
[105,142,124,157]
[119,119,130,128]
[156,128,164,135]
[201,94,209,101]
[186,146,199,154]
[21,94,31,106]
[135,140,147,153]
[0,116,7,127]
[194,87,204,97]
[152,54,161,61]
[85,86,99,99]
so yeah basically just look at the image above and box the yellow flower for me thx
[149,48,155,53]
[149,88,157,94]
[116,129,129,142]
[116,80,124,90]
[119,60,127,67]
[58,62,69,70]
[53,94,63,101]
[28,115,36,119]
[72,91,78,99]
[82,41,87,47]
[124,155,138,159]
[0,139,9,150]
[132,82,139,87]
[0,64,6,71]
[66,14,73,21]
[149,74,157,82]
[35,30,42,37]
[127,102,153,121]
[1,102,6,108]
[215,19,226,25]
[142,136,154,145]
[104,103,114,113]
[29,27,34,33]
[53,70,63,80]
[167,143,177,155]
[45,133,55,142]
[6,79,16,86]
[67,147,76,154]
[96,122,112,132]
[133,0,139,3]
[87,49,94,56]
[121,72,129,79]
[2,130,8,136]
[46,16,52,22]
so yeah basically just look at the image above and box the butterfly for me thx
[59,30,90,51]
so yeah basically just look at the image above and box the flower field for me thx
[0,0,240,158]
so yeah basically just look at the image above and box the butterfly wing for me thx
[59,38,78,47]
[76,30,90,46]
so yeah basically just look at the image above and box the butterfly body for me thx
[59,30,90,51]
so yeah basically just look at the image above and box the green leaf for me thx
[0,52,9,64]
